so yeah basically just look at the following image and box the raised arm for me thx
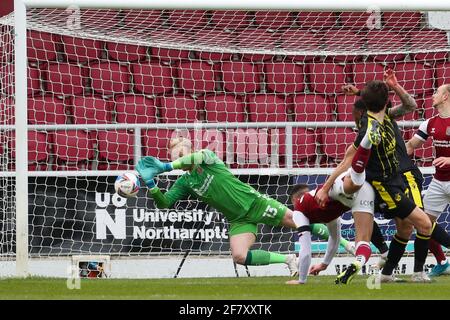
[384,69,418,119]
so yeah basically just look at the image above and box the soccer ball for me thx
[115,172,141,198]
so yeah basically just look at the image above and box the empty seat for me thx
[265,62,305,94]
[247,94,287,122]
[393,62,434,95]
[235,30,278,62]
[97,130,135,170]
[28,65,41,96]
[420,95,436,119]
[149,29,192,62]
[352,62,385,88]
[71,96,113,124]
[383,12,422,29]
[106,40,147,62]
[436,62,450,87]
[77,9,121,30]
[45,62,86,96]
[177,61,217,94]
[0,27,12,63]
[339,12,373,29]
[142,129,174,161]
[408,30,449,62]
[294,94,332,122]
[62,35,103,63]
[0,97,14,124]
[365,30,408,62]
[292,128,317,166]
[336,94,359,122]
[131,61,174,95]
[322,30,365,62]
[27,31,59,62]
[321,128,357,164]
[123,10,163,29]
[1,64,41,96]
[159,95,200,123]
[279,30,321,62]
[198,129,226,161]
[211,11,251,31]
[228,128,272,168]
[297,12,337,30]
[254,11,295,30]
[221,61,261,94]
[167,10,208,30]
[90,61,130,95]
[8,131,50,171]
[53,130,94,170]
[28,95,67,124]
[307,63,346,94]
[115,94,157,124]
[204,94,245,122]
[196,30,234,61]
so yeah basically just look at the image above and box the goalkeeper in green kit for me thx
[136,137,353,276]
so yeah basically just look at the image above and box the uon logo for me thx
[95,193,127,239]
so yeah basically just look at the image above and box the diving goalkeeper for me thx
[136,137,349,275]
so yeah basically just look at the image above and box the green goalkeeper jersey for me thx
[150,149,260,222]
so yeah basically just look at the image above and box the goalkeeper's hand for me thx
[135,157,173,186]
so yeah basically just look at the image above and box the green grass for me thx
[1,276,450,300]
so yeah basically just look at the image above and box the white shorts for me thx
[423,178,450,218]
[329,171,375,215]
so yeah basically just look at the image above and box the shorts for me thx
[401,168,424,209]
[370,174,417,220]
[423,178,450,218]
[228,195,288,236]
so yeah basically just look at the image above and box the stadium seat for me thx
[211,11,251,31]
[228,128,272,168]
[335,94,359,122]
[322,30,365,62]
[235,30,278,62]
[177,60,217,94]
[71,96,113,124]
[196,129,226,161]
[203,94,246,122]
[167,10,208,30]
[264,62,305,94]
[106,40,147,62]
[408,30,449,62]
[28,95,67,124]
[195,30,234,61]
[0,0,13,17]
[27,30,60,62]
[221,61,262,94]
[292,128,317,166]
[320,128,357,165]
[45,62,86,96]
[0,27,12,63]
[149,29,192,62]
[307,63,346,94]
[253,11,295,31]
[142,129,175,161]
[297,11,338,30]
[351,62,385,89]
[90,61,131,95]
[383,11,422,29]
[436,62,450,88]
[131,61,174,95]
[53,130,94,170]
[294,94,332,122]
[115,94,157,124]
[279,30,321,63]
[77,9,121,30]
[1,63,41,96]
[159,95,200,123]
[365,30,408,62]
[0,97,14,124]
[123,10,163,29]
[28,65,42,96]
[247,94,288,122]
[97,130,135,170]
[421,95,436,119]
[8,130,50,171]
[339,12,373,29]
[61,35,103,63]
[393,62,434,95]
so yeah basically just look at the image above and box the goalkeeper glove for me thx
[135,157,172,187]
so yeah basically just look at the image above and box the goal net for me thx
[1,6,450,277]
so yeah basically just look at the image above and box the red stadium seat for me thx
[123,10,163,29]
[383,12,422,29]
[408,30,449,62]
[61,35,103,63]
[149,29,192,62]
[115,94,157,124]
[28,65,41,96]
[297,12,338,30]
[320,128,357,165]
[228,128,272,168]
[195,129,226,161]
[45,63,86,96]
[204,94,245,122]
[0,27,13,63]
[279,30,322,63]
[247,94,288,122]
[0,97,14,124]
[77,9,121,30]
[0,0,13,17]
[142,129,175,161]
[28,95,67,124]
[159,95,200,123]
[90,61,130,95]
[71,96,113,124]
[1,64,40,96]
[97,130,135,170]
[393,62,434,95]
[420,95,436,119]
[265,62,305,94]
[339,12,373,29]
[294,94,332,122]
[307,63,346,94]
[336,94,359,122]
[131,61,174,95]
[167,10,208,30]
[322,30,365,62]
[352,62,385,88]
[8,130,50,171]
[211,11,251,30]
[196,30,234,61]
[53,130,94,170]
[436,62,450,88]
[106,40,147,62]
[254,11,295,30]
[177,61,217,94]
[221,61,261,94]
[292,128,317,166]
[27,31,60,62]
[365,30,408,62]
[235,30,278,62]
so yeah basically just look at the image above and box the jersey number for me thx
[262,205,278,219]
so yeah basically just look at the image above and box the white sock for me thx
[440,259,448,265]
[350,168,366,186]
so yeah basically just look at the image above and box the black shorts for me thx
[371,174,418,220]
[401,168,424,209]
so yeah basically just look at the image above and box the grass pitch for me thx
[1,276,450,300]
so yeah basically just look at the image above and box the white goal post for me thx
[6,0,450,278]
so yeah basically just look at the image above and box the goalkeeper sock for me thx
[371,221,389,254]
[311,224,329,240]
[244,250,286,265]
[414,233,430,272]
[382,234,408,276]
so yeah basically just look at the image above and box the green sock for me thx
[311,224,330,240]
[339,237,350,249]
[244,250,287,265]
